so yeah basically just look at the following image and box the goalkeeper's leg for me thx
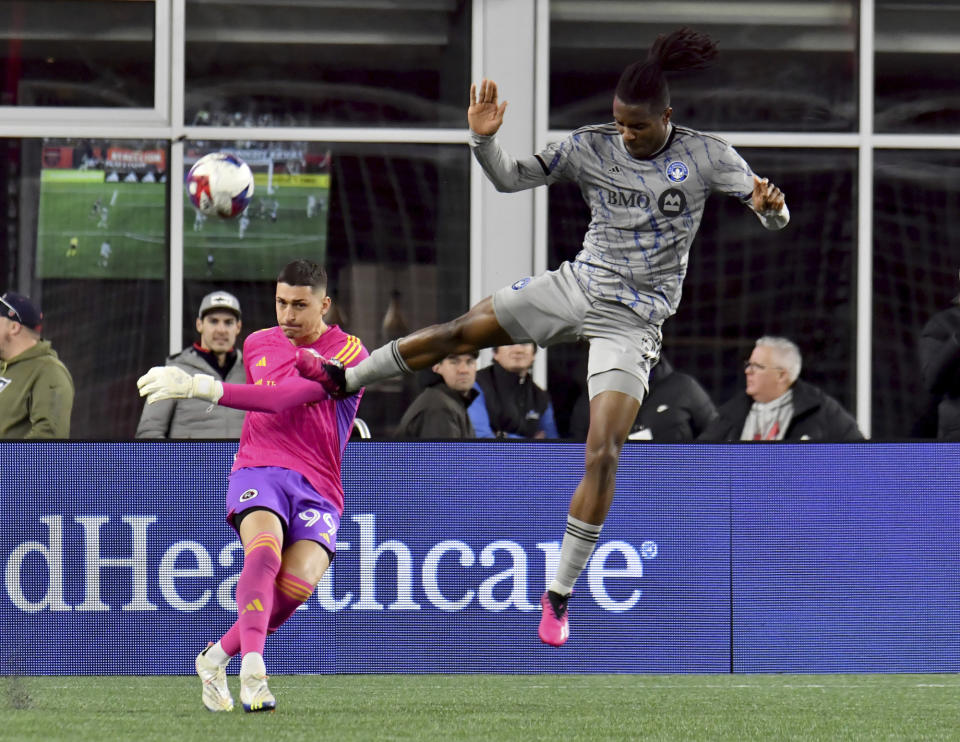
[204,539,331,712]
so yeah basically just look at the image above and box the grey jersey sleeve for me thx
[713,143,790,231]
[469,132,570,192]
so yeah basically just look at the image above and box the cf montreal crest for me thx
[512,277,532,290]
[666,161,688,182]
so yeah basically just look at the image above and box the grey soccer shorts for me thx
[491,261,661,403]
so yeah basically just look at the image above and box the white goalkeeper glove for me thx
[137,366,223,404]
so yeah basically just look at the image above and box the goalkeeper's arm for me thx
[137,366,330,412]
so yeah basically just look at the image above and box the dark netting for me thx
[549,148,857,437]
[873,151,960,438]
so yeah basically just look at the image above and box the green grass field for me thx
[3,674,957,741]
[36,173,328,281]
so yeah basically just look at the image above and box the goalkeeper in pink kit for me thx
[137,259,367,713]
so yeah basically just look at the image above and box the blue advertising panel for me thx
[0,442,730,675]
[5,442,959,675]
[731,444,960,672]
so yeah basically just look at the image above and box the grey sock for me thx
[345,340,411,391]
[548,515,602,595]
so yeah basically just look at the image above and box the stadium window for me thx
[0,1,155,109]
[184,0,471,127]
[873,151,960,438]
[181,140,470,437]
[546,148,858,438]
[874,1,960,133]
[0,136,168,439]
[548,0,858,133]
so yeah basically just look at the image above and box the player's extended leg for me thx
[197,510,284,713]
[297,296,513,395]
[200,541,330,712]
[539,390,640,647]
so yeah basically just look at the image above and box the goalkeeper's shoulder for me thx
[324,328,369,369]
[241,326,278,353]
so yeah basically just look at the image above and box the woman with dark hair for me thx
[299,28,789,647]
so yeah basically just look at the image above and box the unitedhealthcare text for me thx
[5,513,655,615]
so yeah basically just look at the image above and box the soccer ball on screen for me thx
[186,152,255,218]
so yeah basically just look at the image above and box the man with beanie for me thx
[136,290,246,438]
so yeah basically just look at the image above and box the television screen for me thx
[34,140,330,281]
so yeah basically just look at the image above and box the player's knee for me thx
[584,438,622,477]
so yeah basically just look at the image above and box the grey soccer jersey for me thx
[471,124,788,325]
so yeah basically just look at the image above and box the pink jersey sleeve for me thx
[219,376,328,413]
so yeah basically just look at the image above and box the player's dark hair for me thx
[278,258,327,293]
[615,28,718,110]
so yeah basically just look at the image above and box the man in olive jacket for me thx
[698,336,863,442]
[136,291,246,438]
[0,291,74,438]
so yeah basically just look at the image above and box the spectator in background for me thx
[919,271,960,439]
[0,291,74,438]
[698,336,863,441]
[394,351,479,438]
[470,343,558,438]
[569,355,717,440]
[136,291,246,438]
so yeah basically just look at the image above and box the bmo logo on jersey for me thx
[604,189,651,209]
[658,188,687,216]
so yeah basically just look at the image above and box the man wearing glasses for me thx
[698,336,862,441]
[0,291,74,438]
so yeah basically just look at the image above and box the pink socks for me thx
[231,532,282,656]
[219,562,314,657]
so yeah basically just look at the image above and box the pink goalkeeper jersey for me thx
[228,324,367,513]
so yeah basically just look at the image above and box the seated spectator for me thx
[469,343,558,439]
[0,291,74,438]
[394,351,479,438]
[136,291,246,438]
[698,336,863,441]
[569,354,718,441]
[919,274,960,439]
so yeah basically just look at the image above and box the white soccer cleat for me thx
[195,642,234,712]
[239,652,276,713]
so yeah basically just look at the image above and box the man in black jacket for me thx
[698,336,863,441]
[471,343,558,438]
[394,351,479,438]
[919,276,960,439]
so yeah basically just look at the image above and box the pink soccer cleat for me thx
[538,590,570,647]
[295,348,349,398]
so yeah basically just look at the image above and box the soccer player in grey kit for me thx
[299,28,789,646]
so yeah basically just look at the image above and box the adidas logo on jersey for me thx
[256,356,267,367]
[607,165,622,175]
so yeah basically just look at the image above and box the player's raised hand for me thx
[137,366,223,404]
[468,79,508,136]
[752,175,785,213]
